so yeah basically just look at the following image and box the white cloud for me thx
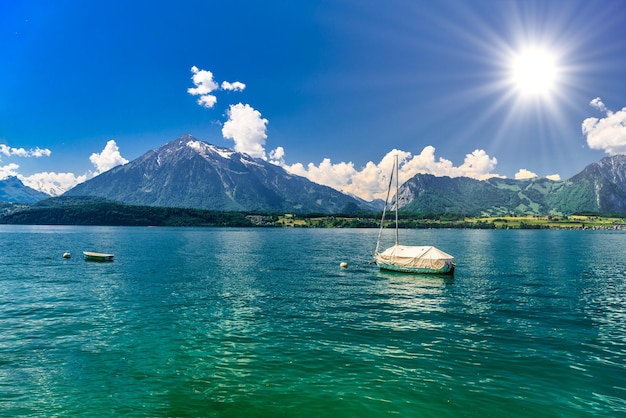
[196,94,217,109]
[582,98,626,155]
[0,163,20,179]
[515,169,560,181]
[268,146,285,165]
[457,150,499,180]
[287,158,358,193]
[221,81,246,91]
[0,144,51,158]
[589,97,607,112]
[89,140,129,175]
[0,140,127,196]
[29,147,52,157]
[222,103,268,159]
[278,146,501,201]
[188,66,218,96]
[0,163,86,196]
[22,171,87,196]
[188,66,245,109]
[515,168,538,179]
[390,147,499,181]
[188,66,219,108]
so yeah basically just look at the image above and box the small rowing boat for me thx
[83,251,114,262]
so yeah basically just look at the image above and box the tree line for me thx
[0,201,253,226]
[2,199,624,228]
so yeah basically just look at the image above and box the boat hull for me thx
[376,260,455,275]
[83,251,114,262]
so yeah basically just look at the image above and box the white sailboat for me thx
[374,155,455,275]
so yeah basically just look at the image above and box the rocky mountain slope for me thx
[0,176,50,203]
[63,134,366,213]
[397,155,626,215]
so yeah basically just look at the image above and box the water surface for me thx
[0,226,624,416]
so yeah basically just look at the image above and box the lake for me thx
[0,225,624,417]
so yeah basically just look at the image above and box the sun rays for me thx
[510,48,558,97]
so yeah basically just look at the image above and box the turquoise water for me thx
[0,225,625,417]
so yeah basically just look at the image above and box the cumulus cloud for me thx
[0,139,128,196]
[222,103,269,159]
[188,66,218,95]
[515,168,538,180]
[22,171,87,196]
[0,163,20,179]
[188,66,245,108]
[456,150,499,179]
[515,169,560,181]
[278,146,500,201]
[196,94,217,109]
[589,97,607,112]
[89,140,129,174]
[268,146,285,165]
[0,144,51,158]
[1,163,87,196]
[187,66,219,108]
[287,158,358,193]
[582,97,626,155]
[221,81,246,91]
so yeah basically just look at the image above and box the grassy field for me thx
[476,215,626,229]
[273,214,626,229]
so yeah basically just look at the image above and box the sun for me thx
[510,48,558,96]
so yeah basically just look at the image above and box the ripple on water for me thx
[0,227,625,417]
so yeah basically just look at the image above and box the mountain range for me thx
[4,134,626,215]
[63,135,367,213]
[398,155,626,215]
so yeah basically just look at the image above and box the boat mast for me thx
[395,154,399,246]
[375,154,396,255]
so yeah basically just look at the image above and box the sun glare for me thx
[510,49,558,96]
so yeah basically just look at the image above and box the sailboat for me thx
[374,155,456,275]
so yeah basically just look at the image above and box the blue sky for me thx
[2,0,626,199]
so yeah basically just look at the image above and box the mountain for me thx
[64,135,366,213]
[397,155,626,215]
[51,134,626,215]
[546,155,626,213]
[0,176,50,203]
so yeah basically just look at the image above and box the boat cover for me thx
[375,245,455,271]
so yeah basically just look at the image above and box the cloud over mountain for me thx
[280,146,500,201]
[0,140,128,196]
[0,163,20,178]
[222,103,269,159]
[583,97,626,155]
[89,140,129,175]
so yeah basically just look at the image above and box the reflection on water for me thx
[376,269,455,285]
